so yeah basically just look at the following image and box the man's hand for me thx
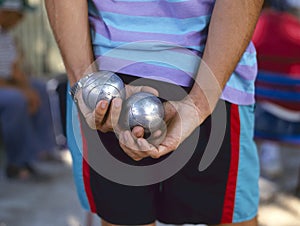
[118,96,205,161]
[75,83,159,134]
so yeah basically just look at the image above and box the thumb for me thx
[140,86,159,96]
[132,126,145,138]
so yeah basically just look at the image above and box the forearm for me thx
[45,0,94,86]
[190,0,263,120]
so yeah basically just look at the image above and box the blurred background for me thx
[0,0,300,226]
[8,0,65,77]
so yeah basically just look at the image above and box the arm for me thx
[159,0,263,155]
[45,1,158,131]
[191,0,263,120]
[45,0,120,130]
[120,0,264,160]
[44,0,94,86]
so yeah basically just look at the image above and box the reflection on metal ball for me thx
[121,92,165,133]
[82,71,125,109]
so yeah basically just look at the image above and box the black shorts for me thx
[66,75,259,225]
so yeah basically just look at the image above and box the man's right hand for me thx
[75,83,158,134]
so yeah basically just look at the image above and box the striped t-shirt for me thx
[0,30,16,79]
[88,0,257,105]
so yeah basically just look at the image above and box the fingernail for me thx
[114,98,122,108]
[137,139,142,146]
[101,101,107,109]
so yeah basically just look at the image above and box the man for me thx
[45,0,263,225]
[0,0,57,181]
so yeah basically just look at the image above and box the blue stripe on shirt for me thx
[226,72,255,94]
[91,28,206,52]
[100,11,211,34]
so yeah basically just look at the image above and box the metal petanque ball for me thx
[121,92,165,133]
[82,71,125,110]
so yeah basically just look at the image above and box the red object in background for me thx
[252,9,300,77]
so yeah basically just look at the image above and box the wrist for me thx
[163,101,177,121]
[66,63,97,86]
[186,92,212,124]
[69,72,95,101]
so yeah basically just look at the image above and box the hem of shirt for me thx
[221,86,255,105]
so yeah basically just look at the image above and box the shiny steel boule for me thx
[121,92,165,133]
[82,71,125,109]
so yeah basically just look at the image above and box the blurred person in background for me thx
[0,0,59,181]
[252,0,300,181]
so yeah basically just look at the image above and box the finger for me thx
[123,130,140,152]
[95,100,109,120]
[151,130,162,138]
[119,134,138,160]
[136,138,150,152]
[122,131,150,158]
[100,98,123,132]
[125,84,138,98]
[136,138,158,154]
[119,132,144,161]
[134,138,154,159]
[140,86,159,96]
[157,137,178,157]
[132,126,144,138]
[146,129,166,148]
[137,139,162,159]
[94,100,109,131]
[136,138,161,161]
[125,84,159,98]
